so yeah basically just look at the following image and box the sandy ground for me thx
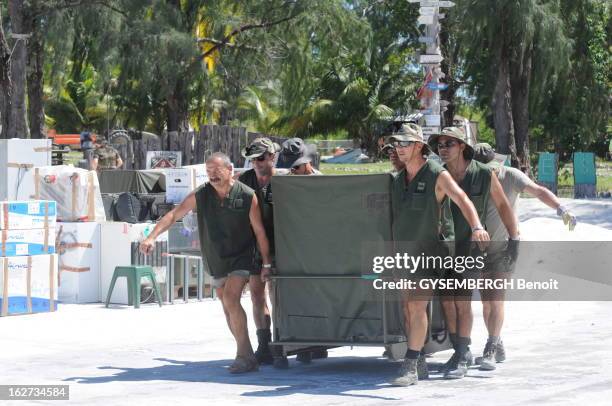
[1,198,612,406]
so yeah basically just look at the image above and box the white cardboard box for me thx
[0,227,56,257]
[56,222,101,304]
[33,166,105,222]
[0,139,52,201]
[100,222,167,304]
[0,254,59,316]
[0,200,57,230]
[165,166,208,204]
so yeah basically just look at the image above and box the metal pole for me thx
[182,256,189,302]
[196,258,203,301]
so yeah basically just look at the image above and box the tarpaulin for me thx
[98,170,166,194]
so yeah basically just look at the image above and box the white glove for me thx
[557,206,577,231]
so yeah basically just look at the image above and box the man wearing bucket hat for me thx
[472,143,577,370]
[379,136,406,174]
[428,127,520,379]
[239,137,283,364]
[388,123,491,386]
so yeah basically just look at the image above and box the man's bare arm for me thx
[249,195,271,266]
[523,179,560,210]
[140,192,197,253]
[436,171,489,242]
[490,173,520,239]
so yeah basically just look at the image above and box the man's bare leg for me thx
[249,275,273,364]
[221,276,255,361]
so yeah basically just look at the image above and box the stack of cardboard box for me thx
[0,200,58,316]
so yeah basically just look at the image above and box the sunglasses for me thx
[392,140,416,148]
[251,154,268,162]
[437,140,459,150]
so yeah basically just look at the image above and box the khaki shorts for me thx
[213,270,251,288]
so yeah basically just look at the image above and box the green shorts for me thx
[213,270,251,288]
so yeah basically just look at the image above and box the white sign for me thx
[421,1,455,7]
[422,126,440,135]
[424,115,442,127]
[419,54,444,64]
[418,15,434,25]
[419,7,436,15]
[418,36,436,44]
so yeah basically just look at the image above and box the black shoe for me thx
[255,348,273,365]
[391,358,418,386]
[496,340,506,362]
[479,341,497,371]
[255,329,273,365]
[440,351,459,373]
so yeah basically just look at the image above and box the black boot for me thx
[255,329,273,365]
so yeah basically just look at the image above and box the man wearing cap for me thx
[278,137,308,168]
[91,139,123,171]
[388,123,491,386]
[379,137,406,174]
[427,127,520,379]
[290,156,322,175]
[139,152,271,374]
[472,143,577,370]
[239,137,284,364]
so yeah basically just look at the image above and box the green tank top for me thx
[391,160,447,242]
[449,159,492,243]
[195,181,256,278]
[238,169,279,255]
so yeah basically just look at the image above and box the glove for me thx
[557,206,577,231]
[506,238,520,267]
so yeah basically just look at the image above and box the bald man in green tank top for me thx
[140,152,272,374]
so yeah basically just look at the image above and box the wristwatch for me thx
[262,264,272,269]
[471,225,485,232]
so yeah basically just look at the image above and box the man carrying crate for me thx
[140,152,272,374]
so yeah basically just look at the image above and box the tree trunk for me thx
[27,18,45,139]
[0,7,12,139]
[165,80,189,149]
[7,0,30,139]
[439,10,459,127]
[491,39,518,166]
[510,44,533,175]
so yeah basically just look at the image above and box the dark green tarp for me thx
[98,170,166,193]
[272,175,392,276]
[271,174,406,343]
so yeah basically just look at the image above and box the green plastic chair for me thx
[105,266,163,308]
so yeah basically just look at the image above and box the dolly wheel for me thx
[273,356,289,369]
[296,352,312,363]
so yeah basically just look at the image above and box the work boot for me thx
[391,358,418,386]
[440,351,459,373]
[254,329,273,365]
[417,354,429,380]
[444,360,468,379]
[479,341,497,371]
[496,340,506,362]
[465,348,473,367]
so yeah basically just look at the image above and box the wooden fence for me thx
[110,126,287,170]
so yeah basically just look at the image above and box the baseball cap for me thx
[242,137,281,160]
